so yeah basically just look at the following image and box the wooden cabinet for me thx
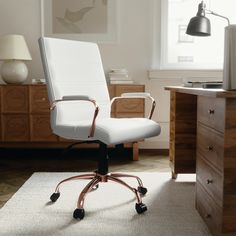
[1,86,30,142]
[0,84,145,160]
[196,96,226,236]
[166,86,236,236]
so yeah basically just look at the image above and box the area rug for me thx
[0,172,211,236]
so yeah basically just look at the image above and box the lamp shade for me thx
[186,1,211,36]
[186,16,211,36]
[0,34,32,60]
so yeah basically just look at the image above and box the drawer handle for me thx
[208,109,215,114]
[207,146,214,151]
[41,98,46,101]
[207,179,213,184]
[205,213,211,218]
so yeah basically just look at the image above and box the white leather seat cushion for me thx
[54,118,161,145]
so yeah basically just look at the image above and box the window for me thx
[161,0,236,69]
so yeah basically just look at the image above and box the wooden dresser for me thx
[0,84,145,160]
[196,95,225,236]
[165,86,236,236]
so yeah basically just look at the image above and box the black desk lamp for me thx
[186,1,230,36]
[186,1,236,90]
[185,1,236,90]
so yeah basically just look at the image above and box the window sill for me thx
[148,69,223,80]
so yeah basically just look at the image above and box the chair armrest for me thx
[110,92,156,119]
[50,95,99,138]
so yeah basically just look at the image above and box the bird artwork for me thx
[55,0,107,34]
[56,6,94,33]
[64,7,94,23]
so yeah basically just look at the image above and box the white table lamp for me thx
[0,34,32,84]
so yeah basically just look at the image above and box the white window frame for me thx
[148,0,222,80]
[158,0,223,71]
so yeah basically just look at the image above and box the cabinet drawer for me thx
[197,123,224,172]
[115,113,144,118]
[196,182,222,236]
[108,85,115,113]
[30,86,50,113]
[30,115,58,142]
[197,154,223,207]
[2,86,29,113]
[2,115,29,141]
[115,85,144,113]
[198,96,225,132]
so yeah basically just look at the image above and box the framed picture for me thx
[41,0,118,43]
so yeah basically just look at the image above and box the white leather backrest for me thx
[39,37,111,127]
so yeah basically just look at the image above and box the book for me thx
[109,72,129,79]
[109,76,130,81]
[109,75,129,80]
[108,68,134,84]
[110,80,134,84]
[110,68,128,73]
[184,81,223,88]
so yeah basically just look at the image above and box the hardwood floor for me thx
[0,147,169,208]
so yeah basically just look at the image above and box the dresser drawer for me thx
[197,153,223,207]
[196,182,222,236]
[29,86,50,113]
[198,96,225,132]
[1,86,29,113]
[30,115,58,142]
[2,115,30,141]
[115,85,144,113]
[197,123,224,172]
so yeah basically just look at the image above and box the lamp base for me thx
[223,25,236,90]
[1,60,28,84]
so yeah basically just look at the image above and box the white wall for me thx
[0,0,169,149]
[0,0,42,81]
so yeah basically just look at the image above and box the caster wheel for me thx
[92,184,99,191]
[138,186,147,196]
[73,208,85,220]
[135,203,147,214]
[50,192,60,202]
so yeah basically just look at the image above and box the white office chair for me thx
[38,37,161,220]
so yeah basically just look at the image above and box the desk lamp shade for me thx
[186,1,211,36]
[0,34,32,84]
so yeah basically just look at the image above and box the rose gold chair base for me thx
[50,172,148,220]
